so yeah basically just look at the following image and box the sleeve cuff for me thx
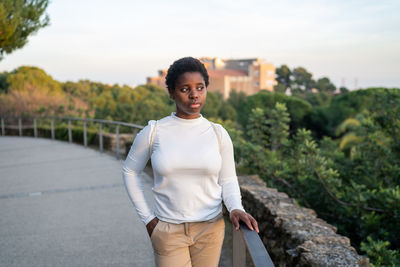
[229,205,245,213]
[143,214,156,225]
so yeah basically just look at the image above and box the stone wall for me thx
[238,175,369,267]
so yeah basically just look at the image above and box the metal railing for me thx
[233,222,274,267]
[0,116,143,159]
[0,115,274,267]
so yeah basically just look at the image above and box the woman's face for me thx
[170,72,207,119]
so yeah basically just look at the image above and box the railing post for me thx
[18,118,22,136]
[83,121,87,147]
[34,118,38,138]
[1,118,5,136]
[115,125,120,159]
[133,128,138,140]
[233,228,246,267]
[99,123,103,153]
[68,120,72,143]
[51,119,55,140]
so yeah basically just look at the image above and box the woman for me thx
[123,57,258,267]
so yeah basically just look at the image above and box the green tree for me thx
[227,90,246,111]
[266,102,290,151]
[305,88,400,138]
[292,67,315,92]
[7,66,61,94]
[0,0,50,60]
[273,83,287,94]
[361,236,400,266]
[219,102,237,121]
[340,86,349,94]
[202,91,223,119]
[315,77,336,92]
[237,91,311,132]
[304,91,332,107]
[0,66,66,116]
[275,64,292,88]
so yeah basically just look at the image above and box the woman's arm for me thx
[217,125,245,212]
[217,125,259,232]
[122,122,156,225]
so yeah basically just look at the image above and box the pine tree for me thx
[0,0,50,60]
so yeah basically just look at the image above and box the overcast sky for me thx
[1,0,399,89]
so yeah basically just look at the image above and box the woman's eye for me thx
[197,86,204,91]
[181,87,189,92]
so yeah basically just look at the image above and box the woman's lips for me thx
[190,103,201,108]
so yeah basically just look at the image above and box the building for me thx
[146,57,277,99]
[146,69,168,89]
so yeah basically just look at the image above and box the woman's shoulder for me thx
[207,120,231,140]
[146,114,174,127]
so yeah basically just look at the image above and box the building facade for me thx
[146,57,276,99]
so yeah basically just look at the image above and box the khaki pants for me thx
[150,216,225,267]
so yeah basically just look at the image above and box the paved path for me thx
[0,137,155,267]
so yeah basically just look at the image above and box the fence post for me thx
[68,120,72,143]
[34,118,38,138]
[1,118,4,136]
[233,228,246,267]
[83,121,87,147]
[115,125,120,159]
[18,118,22,136]
[99,123,103,153]
[51,119,55,140]
[133,128,138,140]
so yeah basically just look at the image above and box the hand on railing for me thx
[230,209,259,233]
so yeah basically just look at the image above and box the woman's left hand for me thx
[229,209,259,233]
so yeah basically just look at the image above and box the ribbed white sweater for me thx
[122,113,244,225]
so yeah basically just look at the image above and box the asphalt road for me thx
[0,137,155,267]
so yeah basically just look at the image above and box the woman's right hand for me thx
[146,217,159,237]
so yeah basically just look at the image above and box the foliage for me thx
[235,92,400,265]
[275,64,291,88]
[361,236,400,266]
[92,83,174,125]
[303,91,332,107]
[315,77,336,92]
[202,91,223,118]
[292,67,315,92]
[0,66,67,116]
[7,66,62,93]
[305,88,400,138]
[237,91,312,132]
[274,64,337,109]
[0,0,50,60]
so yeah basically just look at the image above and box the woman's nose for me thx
[189,89,198,99]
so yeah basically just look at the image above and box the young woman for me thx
[123,57,258,267]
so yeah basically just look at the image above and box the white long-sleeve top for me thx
[122,113,244,225]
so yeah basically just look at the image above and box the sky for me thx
[1,0,400,89]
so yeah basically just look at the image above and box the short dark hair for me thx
[165,57,209,92]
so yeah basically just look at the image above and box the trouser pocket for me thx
[150,220,162,239]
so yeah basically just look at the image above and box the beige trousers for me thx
[150,216,225,267]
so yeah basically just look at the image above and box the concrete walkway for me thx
[0,137,155,267]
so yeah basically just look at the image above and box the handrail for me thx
[1,115,275,266]
[233,222,274,267]
[0,116,143,159]
[0,115,144,129]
